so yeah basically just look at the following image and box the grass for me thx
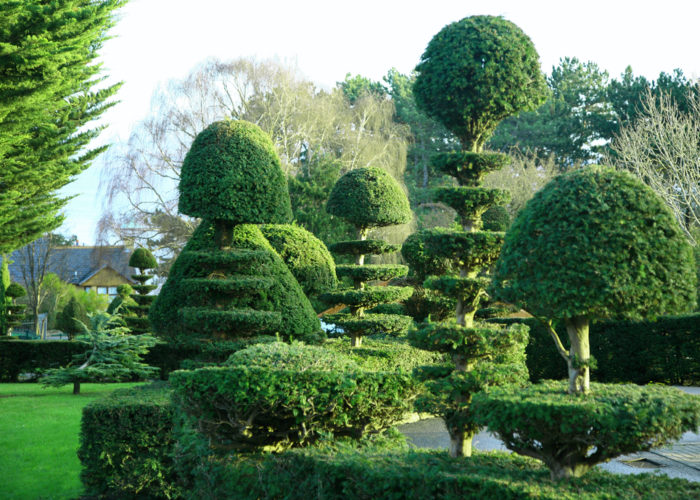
[0,382,145,500]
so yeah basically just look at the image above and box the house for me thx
[9,244,135,299]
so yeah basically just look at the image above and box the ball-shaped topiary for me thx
[178,120,292,224]
[128,248,157,271]
[5,282,26,299]
[259,224,337,297]
[481,205,511,232]
[413,15,548,151]
[326,167,412,233]
[492,166,697,393]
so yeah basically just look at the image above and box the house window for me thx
[108,286,118,298]
[84,286,91,292]
[97,286,108,295]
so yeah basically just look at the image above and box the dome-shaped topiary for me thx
[128,248,157,270]
[178,120,292,224]
[5,282,26,298]
[414,15,548,151]
[326,167,412,232]
[259,224,337,297]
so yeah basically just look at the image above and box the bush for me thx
[259,224,337,297]
[225,341,358,372]
[481,205,511,232]
[78,383,179,499]
[150,222,321,343]
[472,381,700,480]
[324,337,445,373]
[187,448,700,500]
[170,344,418,451]
[178,120,292,224]
[129,247,158,270]
[0,339,85,381]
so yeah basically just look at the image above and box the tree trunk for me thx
[214,219,233,250]
[33,302,40,338]
[565,316,590,394]
[350,335,362,347]
[356,228,368,266]
[448,428,474,457]
[548,461,591,481]
[73,381,81,395]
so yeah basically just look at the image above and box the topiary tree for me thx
[259,224,337,298]
[322,167,414,346]
[4,282,27,333]
[479,166,699,480]
[413,15,548,152]
[491,166,697,394]
[56,296,89,340]
[107,284,135,315]
[149,120,321,344]
[406,15,548,457]
[0,256,10,335]
[125,248,158,335]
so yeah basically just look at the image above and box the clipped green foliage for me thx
[225,341,358,372]
[401,230,456,281]
[329,239,400,256]
[492,166,697,393]
[431,152,510,185]
[4,281,26,329]
[335,264,408,283]
[191,448,700,500]
[326,166,412,230]
[5,282,26,298]
[472,381,700,480]
[78,383,178,499]
[260,224,337,297]
[128,247,157,270]
[422,228,504,270]
[321,286,414,310]
[481,205,511,232]
[56,296,89,340]
[325,313,413,337]
[170,349,418,451]
[414,15,548,150]
[178,120,292,224]
[403,286,456,323]
[150,221,321,343]
[324,337,445,372]
[434,187,510,225]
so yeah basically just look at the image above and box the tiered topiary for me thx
[321,167,414,346]
[125,248,158,335]
[56,296,89,340]
[149,120,321,344]
[478,166,700,479]
[407,15,549,457]
[5,282,27,332]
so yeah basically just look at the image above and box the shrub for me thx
[129,247,158,270]
[170,343,418,451]
[55,296,89,340]
[225,341,358,372]
[324,337,445,373]
[492,166,697,393]
[481,205,511,232]
[150,222,321,343]
[472,381,700,480]
[187,448,700,500]
[0,339,85,382]
[126,247,158,335]
[259,224,337,297]
[178,120,292,224]
[78,383,179,499]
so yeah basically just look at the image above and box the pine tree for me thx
[125,248,158,334]
[0,0,125,254]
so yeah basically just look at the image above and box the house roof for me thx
[8,245,135,286]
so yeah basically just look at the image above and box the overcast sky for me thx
[57,0,700,243]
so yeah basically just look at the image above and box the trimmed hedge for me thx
[329,239,400,256]
[489,314,700,385]
[0,340,85,381]
[335,264,408,283]
[187,448,700,500]
[78,383,179,499]
[324,337,445,373]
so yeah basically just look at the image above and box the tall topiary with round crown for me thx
[124,248,158,335]
[407,15,548,457]
[321,167,414,347]
[149,120,321,344]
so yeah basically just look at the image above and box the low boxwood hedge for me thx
[78,382,179,499]
[186,448,700,500]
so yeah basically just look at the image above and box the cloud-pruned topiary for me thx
[125,248,158,335]
[128,248,158,271]
[259,224,337,298]
[178,120,292,225]
[413,15,548,151]
[491,166,697,394]
[326,167,411,233]
[149,221,321,344]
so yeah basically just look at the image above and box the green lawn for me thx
[0,382,145,500]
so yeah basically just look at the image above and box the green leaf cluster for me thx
[431,151,510,185]
[321,286,414,310]
[401,230,456,281]
[422,228,504,270]
[329,239,400,256]
[492,166,697,321]
[178,120,292,224]
[324,313,413,337]
[433,187,510,222]
[413,15,548,151]
[335,264,408,283]
[472,381,700,480]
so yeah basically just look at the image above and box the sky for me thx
[57,0,700,244]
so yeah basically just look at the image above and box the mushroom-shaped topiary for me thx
[326,166,411,238]
[4,282,27,331]
[178,120,292,234]
[151,120,320,344]
[492,166,697,394]
[323,167,414,347]
[128,248,157,271]
[413,15,548,152]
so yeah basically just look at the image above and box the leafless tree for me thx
[609,90,700,243]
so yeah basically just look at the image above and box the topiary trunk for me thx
[73,381,81,395]
[565,316,590,394]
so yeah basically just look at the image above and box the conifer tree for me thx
[4,282,27,333]
[0,257,10,335]
[408,15,548,457]
[0,0,125,254]
[322,167,414,347]
[125,248,157,334]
